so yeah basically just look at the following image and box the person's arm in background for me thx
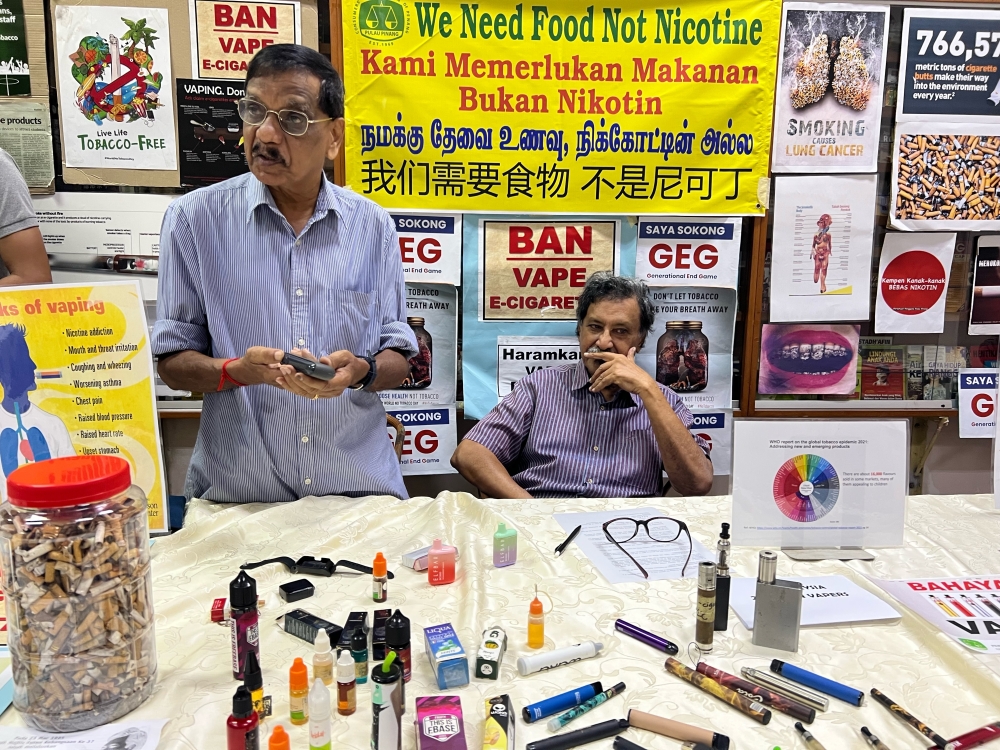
[0,149,51,287]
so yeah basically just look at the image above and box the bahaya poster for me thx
[385,406,457,476]
[769,174,876,322]
[772,3,889,173]
[875,232,956,333]
[634,217,742,289]
[732,419,907,548]
[758,323,860,395]
[391,213,462,286]
[970,236,1000,335]
[0,0,30,96]
[635,287,737,411]
[0,283,167,532]
[191,0,300,80]
[176,78,247,188]
[55,6,177,170]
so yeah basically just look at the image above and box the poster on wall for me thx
[176,78,247,188]
[690,410,732,475]
[342,0,781,215]
[0,283,167,532]
[874,232,956,333]
[769,174,877,322]
[970,236,1000,334]
[380,284,457,409]
[385,406,457,476]
[732,419,907,548]
[758,323,860,395]
[191,0,300,80]
[0,101,54,189]
[478,219,620,322]
[391,213,462,286]
[634,287,736,411]
[54,6,177,171]
[496,336,580,398]
[771,3,889,173]
[634,217,742,288]
[0,0,30,96]
[958,369,997,439]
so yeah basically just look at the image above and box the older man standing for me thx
[152,45,416,502]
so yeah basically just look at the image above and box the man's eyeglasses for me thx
[236,98,332,137]
[602,516,693,579]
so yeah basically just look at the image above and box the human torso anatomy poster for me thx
[970,235,1000,334]
[55,6,177,170]
[634,287,737,411]
[769,174,877,322]
[732,419,907,548]
[759,323,860,395]
[875,232,956,333]
[772,3,889,173]
[634,217,742,289]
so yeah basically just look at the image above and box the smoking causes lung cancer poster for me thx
[54,6,177,170]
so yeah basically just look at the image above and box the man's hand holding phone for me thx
[275,348,369,399]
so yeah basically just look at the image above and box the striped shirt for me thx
[151,173,417,502]
[465,361,710,498]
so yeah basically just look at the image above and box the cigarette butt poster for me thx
[54,6,177,171]
[478,219,620,321]
[0,0,30,96]
[191,0,301,80]
[772,3,890,174]
[971,236,1000,334]
[875,232,956,333]
[0,283,167,532]
[769,174,877,322]
[634,217,742,288]
[384,406,457,476]
[392,213,462,286]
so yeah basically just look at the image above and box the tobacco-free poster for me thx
[0,282,167,532]
[176,78,248,188]
[0,0,30,96]
[634,217,742,288]
[971,236,1000,335]
[769,174,877,322]
[54,6,177,171]
[191,0,300,80]
[772,3,889,174]
[875,232,956,333]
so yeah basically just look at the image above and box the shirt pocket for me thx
[325,289,377,355]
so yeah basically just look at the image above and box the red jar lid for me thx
[6,456,131,508]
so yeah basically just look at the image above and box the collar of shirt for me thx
[570,360,637,408]
[244,172,345,227]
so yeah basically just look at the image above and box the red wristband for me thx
[218,357,247,392]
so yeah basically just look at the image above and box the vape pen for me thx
[697,663,815,723]
[740,667,829,712]
[522,682,603,722]
[525,718,628,750]
[870,688,951,749]
[771,661,865,707]
[695,562,716,654]
[614,619,679,655]
[714,523,731,631]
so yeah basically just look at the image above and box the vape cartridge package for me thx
[372,608,392,660]
[483,695,515,750]
[475,628,506,680]
[416,696,467,750]
[424,623,469,689]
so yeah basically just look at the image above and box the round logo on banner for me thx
[880,251,947,316]
[353,0,409,45]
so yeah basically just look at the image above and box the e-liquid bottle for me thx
[230,571,260,681]
[371,652,403,750]
[269,725,290,750]
[289,657,309,726]
[227,685,260,750]
[527,586,545,649]
[309,678,332,750]
[385,609,411,683]
[715,523,731,632]
[351,628,369,685]
[696,561,717,654]
[493,523,517,567]
[373,552,388,602]
[337,649,357,715]
[313,627,334,686]
[243,650,264,720]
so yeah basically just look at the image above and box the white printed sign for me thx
[385,406,457,476]
[875,232,956,333]
[690,411,732,476]
[635,217,742,289]
[496,336,580,397]
[391,213,462,286]
[959,369,998,439]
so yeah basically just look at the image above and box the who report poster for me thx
[343,0,780,214]
[0,283,167,532]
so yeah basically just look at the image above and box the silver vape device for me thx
[751,550,802,652]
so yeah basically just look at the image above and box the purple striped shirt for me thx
[465,362,710,498]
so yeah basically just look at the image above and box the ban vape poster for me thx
[970,236,1000,334]
[0,0,30,96]
[634,217,742,289]
[176,78,247,188]
[732,419,907,548]
[380,284,457,409]
[385,406,457,476]
[55,6,177,170]
[191,0,300,80]
[759,323,860,395]
[634,287,736,411]
[772,3,889,173]
[770,174,877,322]
[875,232,956,333]
[0,283,167,532]
[391,213,462,286]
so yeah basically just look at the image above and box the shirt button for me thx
[297,338,305,346]
[296,288,303,297]
[593,445,599,452]
[304,477,312,485]
[599,406,606,411]
[586,478,594,484]
[301,435,309,443]
[295,239,301,246]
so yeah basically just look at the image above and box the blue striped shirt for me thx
[151,173,417,502]
[464,362,710,498]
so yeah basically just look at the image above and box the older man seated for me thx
[451,272,713,499]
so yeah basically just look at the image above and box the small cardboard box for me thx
[475,628,506,680]
[416,696,467,750]
[423,623,469,689]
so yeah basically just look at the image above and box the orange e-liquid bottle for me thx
[528,586,545,649]
[289,657,309,726]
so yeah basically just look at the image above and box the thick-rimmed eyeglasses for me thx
[602,516,693,579]
[236,98,332,137]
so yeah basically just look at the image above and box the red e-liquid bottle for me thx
[227,685,260,750]
[230,571,260,680]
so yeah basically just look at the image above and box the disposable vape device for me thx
[714,523,731,631]
[751,551,802,652]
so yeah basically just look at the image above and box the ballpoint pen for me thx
[555,525,582,556]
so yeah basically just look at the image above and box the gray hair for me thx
[575,272,655,340]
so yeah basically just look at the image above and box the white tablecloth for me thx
[3,492,1000,748]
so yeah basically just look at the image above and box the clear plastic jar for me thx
[402,316,433,389]
[0,455,156,732]
[656,321,709,392]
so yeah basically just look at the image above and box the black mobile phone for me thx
[281,353,336,381]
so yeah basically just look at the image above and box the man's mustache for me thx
[252,144,286,164]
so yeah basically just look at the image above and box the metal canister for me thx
[401,317,432,389]
[371,655,403,750]
[655,321,708,392]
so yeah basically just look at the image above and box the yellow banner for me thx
[0,282,167,532]
[343,0,779,214]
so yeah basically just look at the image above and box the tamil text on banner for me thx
[478,218,620,321]
[634,216,742,288]
[875,232,956,333]
[496,335,580,397]
[690,410,731,475]
[0,282,167,532]
[635,286,736,410]
[771,3,890,174]
[191,0,301,80]
[342,0,780,215]
[380,284,457,408]
[176,79,248,188]
[392,212,462,285]
[970,235,1000,334]
[385,406,457,476]
[54,6,177,171]
[959,368,997,438]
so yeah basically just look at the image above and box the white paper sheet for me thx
[874,232,956,333]
[0,719,167,747]
[554,507,714,584]
[730,575,900,629]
